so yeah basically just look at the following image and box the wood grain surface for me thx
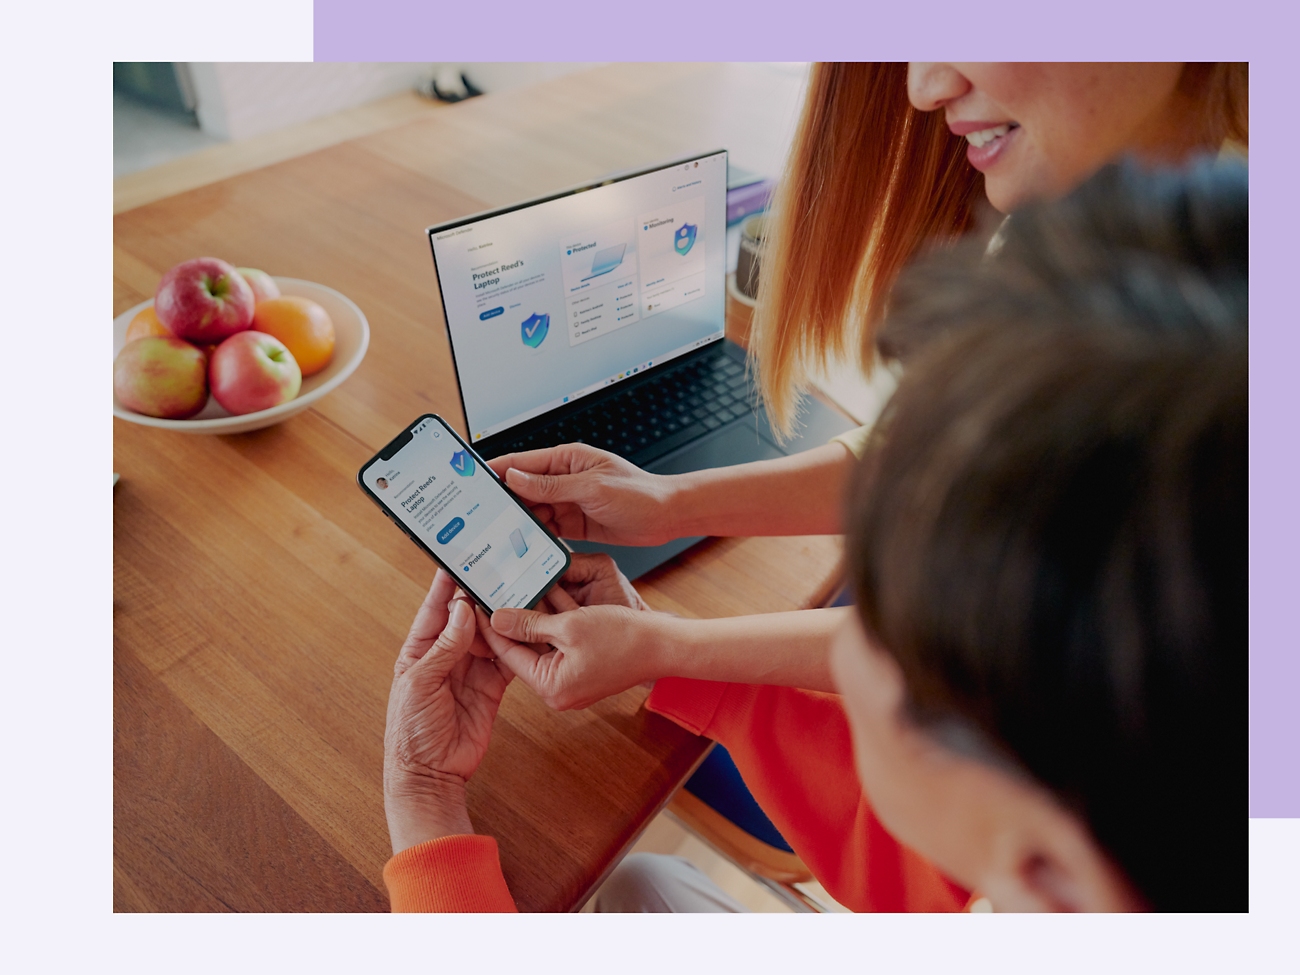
[113,62,845,912]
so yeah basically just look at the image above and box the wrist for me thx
[384,767,474,854]
[661,470,709,539]
[649,613,702,681]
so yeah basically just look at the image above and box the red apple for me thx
[236,267,281,304]
[155,257,255,343]
[114,336,209,419]
[209,331,302,415]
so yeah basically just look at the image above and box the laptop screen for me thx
[428,150,728,445]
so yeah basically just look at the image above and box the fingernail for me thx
[450,600,470,626]
[492,608,515,630]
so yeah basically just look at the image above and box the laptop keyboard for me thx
[495,350,754,466]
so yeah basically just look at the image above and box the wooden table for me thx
[113,63,844,912]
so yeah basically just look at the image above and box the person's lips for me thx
[949,121,1022,172]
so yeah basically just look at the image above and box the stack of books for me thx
[727,165,775,226]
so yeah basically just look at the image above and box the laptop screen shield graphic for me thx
[521,312,549,348]
[674,223,697,256]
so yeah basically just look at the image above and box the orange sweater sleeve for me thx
[646,677,969,913]
[383,834,519,912]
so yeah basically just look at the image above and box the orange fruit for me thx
[125,305,173,343]
[250,296,335,376]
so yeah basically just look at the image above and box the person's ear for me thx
[977,781,1145,912]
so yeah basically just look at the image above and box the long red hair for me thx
[751,62,1248,439]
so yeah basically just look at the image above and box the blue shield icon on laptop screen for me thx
[674,222,697,256]
[449,450,475,477]
[521,312,549,348]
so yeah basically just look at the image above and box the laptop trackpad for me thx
[646,422,784,475]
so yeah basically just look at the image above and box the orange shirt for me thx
[384,677,969,912]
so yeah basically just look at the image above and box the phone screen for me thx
[359,415,569,611]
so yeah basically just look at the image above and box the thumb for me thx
[505,467,582,505]
[412,598,475,679]
[491,606,563,645]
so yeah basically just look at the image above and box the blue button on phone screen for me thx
[437,517,465,545]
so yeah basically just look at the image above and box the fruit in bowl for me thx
[155,257,255,343]
[113,258,365,433]
[114,336,209,419]
[210,331,302,415]
[236,267,281,304]
[252,296,336,377]
[125,306,173,342]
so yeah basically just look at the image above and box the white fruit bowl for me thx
[113,277,369,434]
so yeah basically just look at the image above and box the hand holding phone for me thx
[358,415,571,613]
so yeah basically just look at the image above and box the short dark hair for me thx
[848,159,1247,911]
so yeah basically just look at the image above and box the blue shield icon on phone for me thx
[449,450,475,477]
[521,312,549,348]
[674,222,697,256]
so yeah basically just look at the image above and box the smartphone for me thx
[357,414,571,613]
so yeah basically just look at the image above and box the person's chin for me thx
[983,169,1044,215]
[984,151,1076,214]
[976,139,1045,213]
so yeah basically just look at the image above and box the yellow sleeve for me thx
[830,425,873,459]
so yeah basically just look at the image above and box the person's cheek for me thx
[966,66,1068,210]
[984,136,1056,212]
[833,624,947,852]
[831,627,899,810]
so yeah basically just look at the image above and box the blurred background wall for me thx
[189,63,432,140]
[114,63,604,176]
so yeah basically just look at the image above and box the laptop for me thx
[426,149,855,579]
[582,243,626,281]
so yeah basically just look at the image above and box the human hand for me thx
[555,552,649,611]
[488,444,680,546]
[384,570,513,854]
[477,600,672,711]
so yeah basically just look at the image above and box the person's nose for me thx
[907,63,971,113]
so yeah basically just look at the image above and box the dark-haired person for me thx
[381,158,1246,911]
[827,321,1245,911]
[484,62,1248,705]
